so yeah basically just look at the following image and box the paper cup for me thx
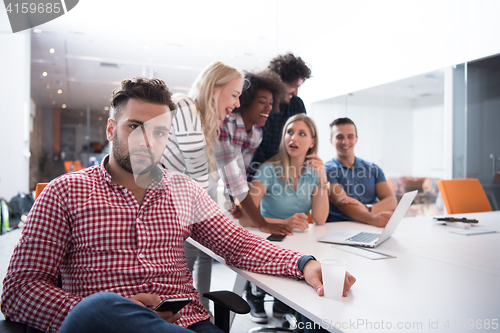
[320,259,348,300]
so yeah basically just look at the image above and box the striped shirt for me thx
[1,156,304,333]
[161,97,209,190]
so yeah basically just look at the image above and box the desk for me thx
[188,211,500,332]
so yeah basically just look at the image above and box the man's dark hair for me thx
[111,77,176,122]
[330,117,358,137]
[268,53,311,84]
[236,71,287,115]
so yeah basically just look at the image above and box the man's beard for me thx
[112,131,155,175]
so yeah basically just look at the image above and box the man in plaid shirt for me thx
[1,77,355,333]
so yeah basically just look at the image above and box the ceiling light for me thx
[144,45,149,49]
[80,112,84,116]
[45,84,50,89]
[208,53,213,57]
[104,106,109,111]
[42,72,48,77]
[98,116,103,121]
[100,62,121,68]
[33,29,42,33]
[52,101,56,105]
[57,89,62,94]
[49,48,55,54]
[62,104,67,108]
[49,94,53,98]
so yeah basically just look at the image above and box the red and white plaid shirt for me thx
[1,156,304,333]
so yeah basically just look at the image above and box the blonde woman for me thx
[240,114,329,228]
[160,62,290,311]
[160,61,243,311]
[239,113,329,322]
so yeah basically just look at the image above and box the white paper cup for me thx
[320,259,348,300]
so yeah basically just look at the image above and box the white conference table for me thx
[188,211,500,333]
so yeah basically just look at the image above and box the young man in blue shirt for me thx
[326,118,397,227]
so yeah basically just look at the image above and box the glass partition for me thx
[311,69,446,216]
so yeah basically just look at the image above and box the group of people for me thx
[1,53,397,333]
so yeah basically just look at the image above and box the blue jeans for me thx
[59,292,223,333]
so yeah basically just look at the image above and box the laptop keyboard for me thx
[346,232,379,243]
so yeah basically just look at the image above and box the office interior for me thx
[2,0,499,215]
[1,0,500,330]
[1,1,500,211]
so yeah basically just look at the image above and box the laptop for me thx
[317,190,418,248]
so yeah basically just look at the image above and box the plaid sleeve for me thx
[1,178,83,333]
[212,142,249,197]
[219,121,230,142]
[190,184,303,278]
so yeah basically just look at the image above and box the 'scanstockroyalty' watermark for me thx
[3,0,79,33]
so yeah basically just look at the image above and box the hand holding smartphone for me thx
[153,297,192,313]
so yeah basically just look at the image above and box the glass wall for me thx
[464,55,500,210]
[311,69,446,216]
[312,56,500,213]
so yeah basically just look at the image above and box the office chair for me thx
[0,294,249,333]
[437,179,492,214]
[0,183,250,333]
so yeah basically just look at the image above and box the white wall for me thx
[412,95,445,178]
[275,0,500,109]
[312,95,414,178]
[0,14,31,200]
[312,93,446,179]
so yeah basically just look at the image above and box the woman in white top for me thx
[160,61,244,310]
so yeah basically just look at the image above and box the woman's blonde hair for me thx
[267,114,318,188]
[175,61,243,171]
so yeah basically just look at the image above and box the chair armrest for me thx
[203,290,250,314]
[0,319,44,333]
[0,320,27,333]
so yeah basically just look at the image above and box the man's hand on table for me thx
[370,211,393,227]
[303,260,356,297]
[128,293,181,323]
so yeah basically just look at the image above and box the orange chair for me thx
[35,183,49,200]
[437,179,492,214]
[307,212,313,224]
[63,160,74,172]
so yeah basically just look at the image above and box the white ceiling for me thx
[319,69,446,105]
[27,0,452,125]
[30,0,288,123]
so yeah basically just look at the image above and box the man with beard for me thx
[1,77,355,333]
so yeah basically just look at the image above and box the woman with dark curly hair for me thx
[219,70,287,176]
[250,53,312,182]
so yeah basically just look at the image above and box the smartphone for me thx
[267,233,286,242]
[153,297,192,313]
